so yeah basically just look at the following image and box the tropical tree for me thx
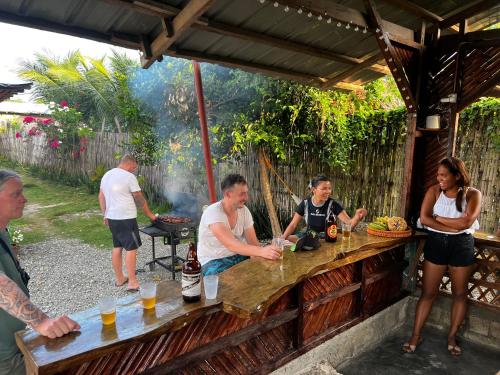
[17,50,152,133]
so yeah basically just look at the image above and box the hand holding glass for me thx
[99,296,116,325]
[272,237,285,259]
[140,282,157,309]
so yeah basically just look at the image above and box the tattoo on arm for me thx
[133,193,146,208]
[0,274,48,326]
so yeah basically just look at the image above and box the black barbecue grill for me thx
[139,217,197,280]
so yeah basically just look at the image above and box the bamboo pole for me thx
[258,147,282,237]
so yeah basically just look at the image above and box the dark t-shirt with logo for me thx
[295,198,344,233]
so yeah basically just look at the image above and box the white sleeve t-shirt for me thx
[100,168,141,220]
[197,201,254,266]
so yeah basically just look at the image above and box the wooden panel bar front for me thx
[16,232,420,374]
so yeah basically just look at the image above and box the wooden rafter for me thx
[104,0,390,75]
[167,47,365,91]
[279,0,413,40]
[322,53,384,89]
[364,0,418,112]
[381,0,459,32]
[439,0,499,29]
[0,9,141,49]
[142,0,214,68]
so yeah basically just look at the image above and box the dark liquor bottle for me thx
[182,242,201,302]
[325,213,338,243]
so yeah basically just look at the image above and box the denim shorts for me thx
[202,254,249,276]
[423,232,475,267]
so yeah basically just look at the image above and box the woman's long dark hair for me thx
[439,157,470,212]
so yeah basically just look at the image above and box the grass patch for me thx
[2,163,157,248]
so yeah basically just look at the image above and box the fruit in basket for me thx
[368,222,388,231]
[387,217,408,231]
[368,216,408,232]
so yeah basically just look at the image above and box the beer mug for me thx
[99,296,116,325]
[140,282,157,310]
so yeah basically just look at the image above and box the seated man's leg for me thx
[202,254,249,276]
[0,352,26,375]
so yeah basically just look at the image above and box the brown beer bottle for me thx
[182,242,201,302]
[325,213,338,242]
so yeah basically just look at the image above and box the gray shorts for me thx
[0,352,26,375]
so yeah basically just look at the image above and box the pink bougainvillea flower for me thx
[42,118,53,125]
[72,150,80,158]
[28,127,38,136]
[15,132,22,139]
[60,100,68,107]
[49,139,61,149]
[80,137,88,145]
[79,146,86,153]
[23,116,35,124]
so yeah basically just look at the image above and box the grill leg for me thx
[170,234,176,280]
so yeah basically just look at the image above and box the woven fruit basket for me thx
[367,227,412,238]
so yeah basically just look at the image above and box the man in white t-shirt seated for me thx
[99,155,156,291]
[198,174,281,275]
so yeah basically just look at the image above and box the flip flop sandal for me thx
[115,278,128,287]
[447,345,462,356]
[402,337,422,353]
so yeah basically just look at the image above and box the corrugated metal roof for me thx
[0,82,32,102]
[0,0,497,88]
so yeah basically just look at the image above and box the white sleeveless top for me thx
[427,190,479,235]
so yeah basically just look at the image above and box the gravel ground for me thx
[18,235,188,318]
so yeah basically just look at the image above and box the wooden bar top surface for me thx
[16,231,424,372]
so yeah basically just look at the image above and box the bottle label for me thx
[327,224,337,239]
[182,272,201,297]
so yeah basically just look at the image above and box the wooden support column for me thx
[193,61,217,203]
[400,113,418,218]
[447,20,467,156]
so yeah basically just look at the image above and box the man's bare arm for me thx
[0,273,48,326]
[0,273,80,338]
[132,191,156,221]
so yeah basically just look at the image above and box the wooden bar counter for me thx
[16,232,419,375]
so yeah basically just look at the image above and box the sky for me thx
[0,22,140,101]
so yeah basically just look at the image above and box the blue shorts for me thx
[202,254,249,276]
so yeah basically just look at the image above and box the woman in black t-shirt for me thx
[282,175,368,243]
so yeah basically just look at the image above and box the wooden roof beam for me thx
[439,0,499,29]
[279,0,414,40]
[322,53,385,89]
[381,0,459,32]
[106,0,390,74]
[192,20,390,75]
[166,48,364,91]
[0,9,141,49]
[364,0,418,112]
[141,0,214,68]
[167,48,325,86]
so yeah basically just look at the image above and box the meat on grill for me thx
[157,215,192,224]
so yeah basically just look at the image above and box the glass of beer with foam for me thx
[140,282,157,309]
[99,296,116,325]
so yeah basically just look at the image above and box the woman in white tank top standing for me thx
[403,157,481,356]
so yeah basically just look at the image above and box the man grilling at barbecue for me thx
[99,154,156,291]
[198,174,281,275]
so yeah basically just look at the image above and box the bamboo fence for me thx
[0,116,498,232]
